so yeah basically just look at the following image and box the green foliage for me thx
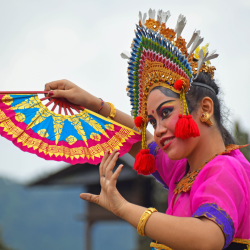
[234,122,250,161]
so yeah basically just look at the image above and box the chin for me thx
[161,138,191,161]
[164,148,185,161]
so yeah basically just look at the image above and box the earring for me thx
[200,112,213,126]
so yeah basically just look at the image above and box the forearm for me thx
[119,202,224,250]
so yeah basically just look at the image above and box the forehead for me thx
[147,89,178,111]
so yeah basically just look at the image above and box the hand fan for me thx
[0,91,141,164]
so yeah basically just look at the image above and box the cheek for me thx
[168,112,179,132]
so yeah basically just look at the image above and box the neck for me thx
[187,127,226,172]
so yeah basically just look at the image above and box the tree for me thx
[234,121,250,161]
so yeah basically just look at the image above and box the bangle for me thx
[106,102,116,120]
[97,98,104,114]
[137,207,158,236]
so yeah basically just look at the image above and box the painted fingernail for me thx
[48,91,54,96]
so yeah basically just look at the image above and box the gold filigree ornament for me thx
[105,124,114,131]
[174,36,187,53]
[90,133,101,141]
[121,8,220,175]
[174,145,248,194]
[160,27,176,42]
[37,129,49,138]
[150,237,250,250]
[144,18,160,32]
[0,93,142,164]
[66,135,77,145]
[2,95,13,106]
[15,113,25,122]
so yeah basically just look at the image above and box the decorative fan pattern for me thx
[0,94,141,164]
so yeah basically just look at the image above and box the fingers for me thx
[99,150,110,178]
[111,164,123,183]
[105,151,120,179]
[103,149,119,174]
[48,89,70,98]
[80,193,99,204]
[44,79,67,91]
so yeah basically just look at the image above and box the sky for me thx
[0,0,249,183]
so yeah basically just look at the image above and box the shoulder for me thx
[193,151,249,197]
[200,152,246,179]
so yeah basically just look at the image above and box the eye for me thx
[161,107,173,118]
[149,119,157,128]
[162,109,170,117]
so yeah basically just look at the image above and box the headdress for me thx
[121,9,219,175]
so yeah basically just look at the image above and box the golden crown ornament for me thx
[121,9,219,175]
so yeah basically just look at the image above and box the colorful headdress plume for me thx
[121,8,219,175]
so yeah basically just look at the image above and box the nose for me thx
[155,119,168,138]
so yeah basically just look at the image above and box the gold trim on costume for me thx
[150,238,250,250]
[233,238,250,249]
[150,242,172,250]
[174,144,249,194]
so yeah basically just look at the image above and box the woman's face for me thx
[147,89,200,160]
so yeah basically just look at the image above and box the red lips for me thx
[160,136,175,150]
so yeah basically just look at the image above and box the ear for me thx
[199,97,214,117]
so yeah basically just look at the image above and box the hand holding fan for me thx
[0,91,141,164]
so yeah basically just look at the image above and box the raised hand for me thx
[79,149,128,217]
[44,79,98,109]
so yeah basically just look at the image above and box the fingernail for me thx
[48,91,54,96]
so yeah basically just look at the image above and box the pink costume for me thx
[149,142,250,249]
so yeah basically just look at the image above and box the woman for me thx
[44,9,250,250]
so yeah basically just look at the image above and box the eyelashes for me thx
[149,118,157,128]
[148,106,174,129]
[161,106,174,118]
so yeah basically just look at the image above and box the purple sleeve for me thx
[148,141,159,157]
[148,141,168,189]
[148,141,187,190]
[192,203,234,249]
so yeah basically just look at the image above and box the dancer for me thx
[45,9,250,250]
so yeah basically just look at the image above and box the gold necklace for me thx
[174,144,247,195]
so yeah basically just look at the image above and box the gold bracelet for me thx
[137,207,158,236]
[106,102,116,120]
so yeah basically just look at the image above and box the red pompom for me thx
[134,116,143,127]
[174,79,183,91]
[187,115,200,138]
[174,115,200,140]
[133,149,156,175]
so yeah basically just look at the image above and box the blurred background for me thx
[0,0,249,249]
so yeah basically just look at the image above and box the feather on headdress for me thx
[121,8,219,175]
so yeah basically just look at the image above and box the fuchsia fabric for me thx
[151,143,250,248]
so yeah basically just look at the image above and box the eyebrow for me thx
[156,100,176,113]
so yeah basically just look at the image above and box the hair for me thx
[151,72,235,145]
